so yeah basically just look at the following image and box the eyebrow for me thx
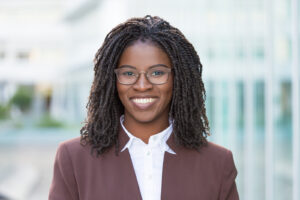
[118,64,170,69]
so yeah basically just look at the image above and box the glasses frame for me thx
[114,65,173,85]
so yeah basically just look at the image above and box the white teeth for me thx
[132,98,156,104]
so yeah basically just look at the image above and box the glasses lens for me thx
[116,68,137,84]
[147,66,170,84]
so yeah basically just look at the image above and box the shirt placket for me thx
[143,143,154,200]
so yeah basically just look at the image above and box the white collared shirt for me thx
[120,115,175,200]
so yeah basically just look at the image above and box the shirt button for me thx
[146,151,151,156]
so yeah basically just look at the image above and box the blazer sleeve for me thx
[219,150,239,200]
[49,143,79,200]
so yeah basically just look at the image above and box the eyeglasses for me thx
[114,65,172,85]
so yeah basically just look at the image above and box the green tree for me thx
[9,85,34,112]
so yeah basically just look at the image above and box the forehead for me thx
[117,40,172,69]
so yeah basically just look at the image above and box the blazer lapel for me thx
[161,132,202,200]
[161,133,209,200]
[161,132,182,199]
[116,127,143,200]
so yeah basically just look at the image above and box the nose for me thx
[132,73,153,91]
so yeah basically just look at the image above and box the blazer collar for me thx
[165,130,182,155]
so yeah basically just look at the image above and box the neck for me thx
[123,115,170,144]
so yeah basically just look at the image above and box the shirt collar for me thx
[120,115,176,154]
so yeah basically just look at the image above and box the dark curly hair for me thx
[80,15,210,156]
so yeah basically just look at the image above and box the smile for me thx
[131,98,157,110]
[132,98,156,103]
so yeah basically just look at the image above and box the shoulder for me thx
[188,141,236,169]
[202,141,233,157]
[202,141,235,162]
[202,142,237,173]
[59,136,82,151]
[57,137,82,152]
[202,142,239,198]
[55,137,92,162]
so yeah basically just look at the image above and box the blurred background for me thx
[0,0,299,199]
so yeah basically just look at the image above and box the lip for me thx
[130,96,158,110]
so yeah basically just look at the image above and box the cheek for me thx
[116,83,127,102]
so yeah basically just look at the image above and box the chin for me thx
[124,105,170,125]
[131,113,158,124]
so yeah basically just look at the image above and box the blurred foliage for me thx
[9,85,34,113]
[12,120,24,129]
[35,113,64,128]
[0,103,10,120]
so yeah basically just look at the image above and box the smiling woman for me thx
[116,41,173,143]
[49,15,239,200]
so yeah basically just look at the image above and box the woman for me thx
[49,15,239,200]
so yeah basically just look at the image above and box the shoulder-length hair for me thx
[80,15,210,156]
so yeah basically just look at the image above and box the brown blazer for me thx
[49,128,239,200]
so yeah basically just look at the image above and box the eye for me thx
[151,71,165,76]
[122,71,135,76]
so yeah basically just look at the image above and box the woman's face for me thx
[116,40,173,125]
